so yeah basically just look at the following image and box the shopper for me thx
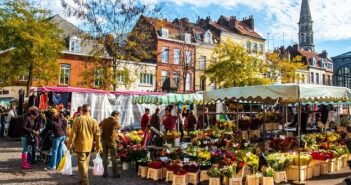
[73,106,82,119]
[69,104,102,185]
[20,106,39,169]
[162,109,175,131]
[140,108,150,131]
[100,111,120,178]
[147,108,160,146]
[186,110,198,132]
[45,108,67,170]
[175,109,184,142]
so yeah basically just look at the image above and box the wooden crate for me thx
[320,160,329,175]
[228,177,243,185]
[209,177,221,185]
[273,171,287,183]
[162,168,167,179]
[147,168,163,181]
[311,160,321,177]
[172,174,188,185]
[264,123,272,131]
[249,130,260,138]
[166,170,173,182]
[245,175,259,185]
[342,154,348,168]
[187,171,199,185]
[287,165,307,181]
[200,170,209,182]
[306,164,313,179]
[335,157,342,171]
[138,166,148,178]
[337,126,347,132]
[328,158,336,173]
[262,177,274,185]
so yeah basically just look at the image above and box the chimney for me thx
[319,50,328,58]
[180,17,189,22]
[228,16,237,30]
[242,15,254,30]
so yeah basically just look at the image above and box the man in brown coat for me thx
[69,104,102,185]
[100,111,121,178]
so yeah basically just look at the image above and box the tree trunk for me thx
[112,58,117,91]
[26,63,33,97]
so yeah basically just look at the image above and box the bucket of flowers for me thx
[266,153,292,183]
[207,168,222,185]
[262,166,275,185]
[222,165,238,185]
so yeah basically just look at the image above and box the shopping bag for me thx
[61,151,72,175]
[92,154,104,176]
[57,153,67,172]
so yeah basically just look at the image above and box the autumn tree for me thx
[61,0,162,90]
[266,52,306,84]
[0,0,64,95]
[204,41,270,88]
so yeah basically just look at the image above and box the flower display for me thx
[266,153,293,171]
[198,150,211,161]
[207,168,222,178]
[244,152,259,171]
[221,165,237,178]
[262,166,275,177]
[293,153,312,166]
[127,131,143,145]
[163,130,181,140]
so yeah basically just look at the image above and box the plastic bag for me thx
[57,153,67,172]
[92,154,104,176]
[59,151,72,175]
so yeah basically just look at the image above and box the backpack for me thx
[8,115,25,138]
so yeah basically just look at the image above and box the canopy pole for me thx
[263,104,266,152]
[202,99,205,129]
[294,89,305,184]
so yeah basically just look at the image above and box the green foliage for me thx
[266,52,306,84]
[0,0,64,93]
[204,41,270,88]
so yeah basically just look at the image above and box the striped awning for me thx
[132,93,203,105]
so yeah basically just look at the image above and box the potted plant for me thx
[262,167,275,185]
[117,148,132,170]
[207,168,222,185]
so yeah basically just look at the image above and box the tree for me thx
[61,0,162,90]
[0,0,64,95]
[266,52,306,84]
[204,41,270,88]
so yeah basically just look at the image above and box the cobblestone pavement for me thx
[0,138,350,185]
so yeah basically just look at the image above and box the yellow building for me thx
[194,15,266,91]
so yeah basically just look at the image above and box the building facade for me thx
[332,51,351,88]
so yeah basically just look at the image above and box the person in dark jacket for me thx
[147,108,160,146]
[175,109,184,142]
[20,106,39,169]
[186,110,198,132]
[45,108,67,170]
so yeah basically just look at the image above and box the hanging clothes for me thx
[52,92,69,108]
[39,93,48,110]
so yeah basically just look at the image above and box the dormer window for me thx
[310,58,315,66]
[195,33,201,41]
[161,28,169,38]
[69,36,80,52]
[184,33,191,44]
[320,59,324,68]
[204,31,212,44]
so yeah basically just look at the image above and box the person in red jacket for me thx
[140,108,150,131]
[162,109,176,131]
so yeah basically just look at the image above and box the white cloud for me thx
[160,0,351,41]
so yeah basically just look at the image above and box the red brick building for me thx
[132,16,197,93]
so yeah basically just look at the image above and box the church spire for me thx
[298,0,314,51]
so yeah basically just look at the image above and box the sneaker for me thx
[44,167,56,171]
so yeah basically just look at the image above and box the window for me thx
[199,56,206,70]
[69,36,80,52]
[200,78,206,91]
[173,72,180,87]
[336,67,351,88]
[259,44,264,54]
[195,33,201,41]
[116,74,125,84]
[320,60,325,68]
[204,31,212,44]
[310,72,314,84]
[59,64,70,85]
[322,74,326,85]
[253,43,258,53]
[184,33,191,44]
[301,74,305,84]
[185,50,192,65]
[174,49,180,65]
[310,58,315,66]
[316,73,319,84]
[161,28,169,38]
[18,75,28,82]
[139,73,153,85]
[161,71,168,85]
[185,73,191,91]
[94,68,103,87]
[246,41,251,53]
[161,47,169,63]
[209,83,216,90]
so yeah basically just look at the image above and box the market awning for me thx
[203,84,351,104]
[132,93,203,105]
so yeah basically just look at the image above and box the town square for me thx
[1,0,351,185]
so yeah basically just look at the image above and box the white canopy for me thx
[203,84,351,104]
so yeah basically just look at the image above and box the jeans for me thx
[21,137,29,153]
[48,136,66,168]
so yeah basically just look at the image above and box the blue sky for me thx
[39,0,351,58]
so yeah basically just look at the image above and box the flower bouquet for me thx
[199,160,212,170]
[266,153,293,171]
[148,160,164,169]
[137,157,149,167]
[198,150,211,161]
[293,153,312,166]
[262,166,275,177]
[207,168,222,178]
[183,163,199,173]
[127,131,143,145]
[244,152,259,172]
[221,165,237,178]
